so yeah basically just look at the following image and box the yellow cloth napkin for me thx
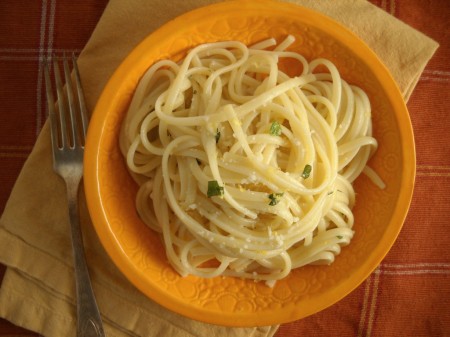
[0,0,438,336]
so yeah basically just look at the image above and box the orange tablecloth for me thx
[0,1,449,336]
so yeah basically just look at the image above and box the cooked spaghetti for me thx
[119,36,383,284]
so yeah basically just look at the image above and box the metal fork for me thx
[43,55,105,337]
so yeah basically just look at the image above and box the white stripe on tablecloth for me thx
[0,49,83,60]
[358,274,372,337]
[381,262,450,275]
[423,69,450,76]
[380,0,396,15]
[382,262,450,268]
[36,0,48,136]
[389,0,396,15]
[381,269,450,275]
[420,76,450,83]
[47,0,56,57]
[36,0,56,136]
[421,69,450,82]
[366,267,381,337]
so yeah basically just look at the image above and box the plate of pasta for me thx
[84,0,415,326]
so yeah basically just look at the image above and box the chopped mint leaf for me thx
[207,180,224,198]
[301,164,312,179]
[268,192,284,206]
[269,121,282,136]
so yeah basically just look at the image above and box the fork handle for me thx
[66,176,105,337]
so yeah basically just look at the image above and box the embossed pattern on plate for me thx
[84,0,415,327]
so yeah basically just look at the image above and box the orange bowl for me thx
[84,0,415,327]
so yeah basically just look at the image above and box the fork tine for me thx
[53,57,69,149]
[72,54,89,144]
[62,54,79,148]
[43,56,61,152]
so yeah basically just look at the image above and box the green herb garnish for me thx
[207,180,224,198]
[215,128,221,143]
[268,192,284,206]
[301,164,312,179]
[269,121,282,136]
[337,235,344,239]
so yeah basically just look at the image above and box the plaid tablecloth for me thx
[0,1,449,336]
